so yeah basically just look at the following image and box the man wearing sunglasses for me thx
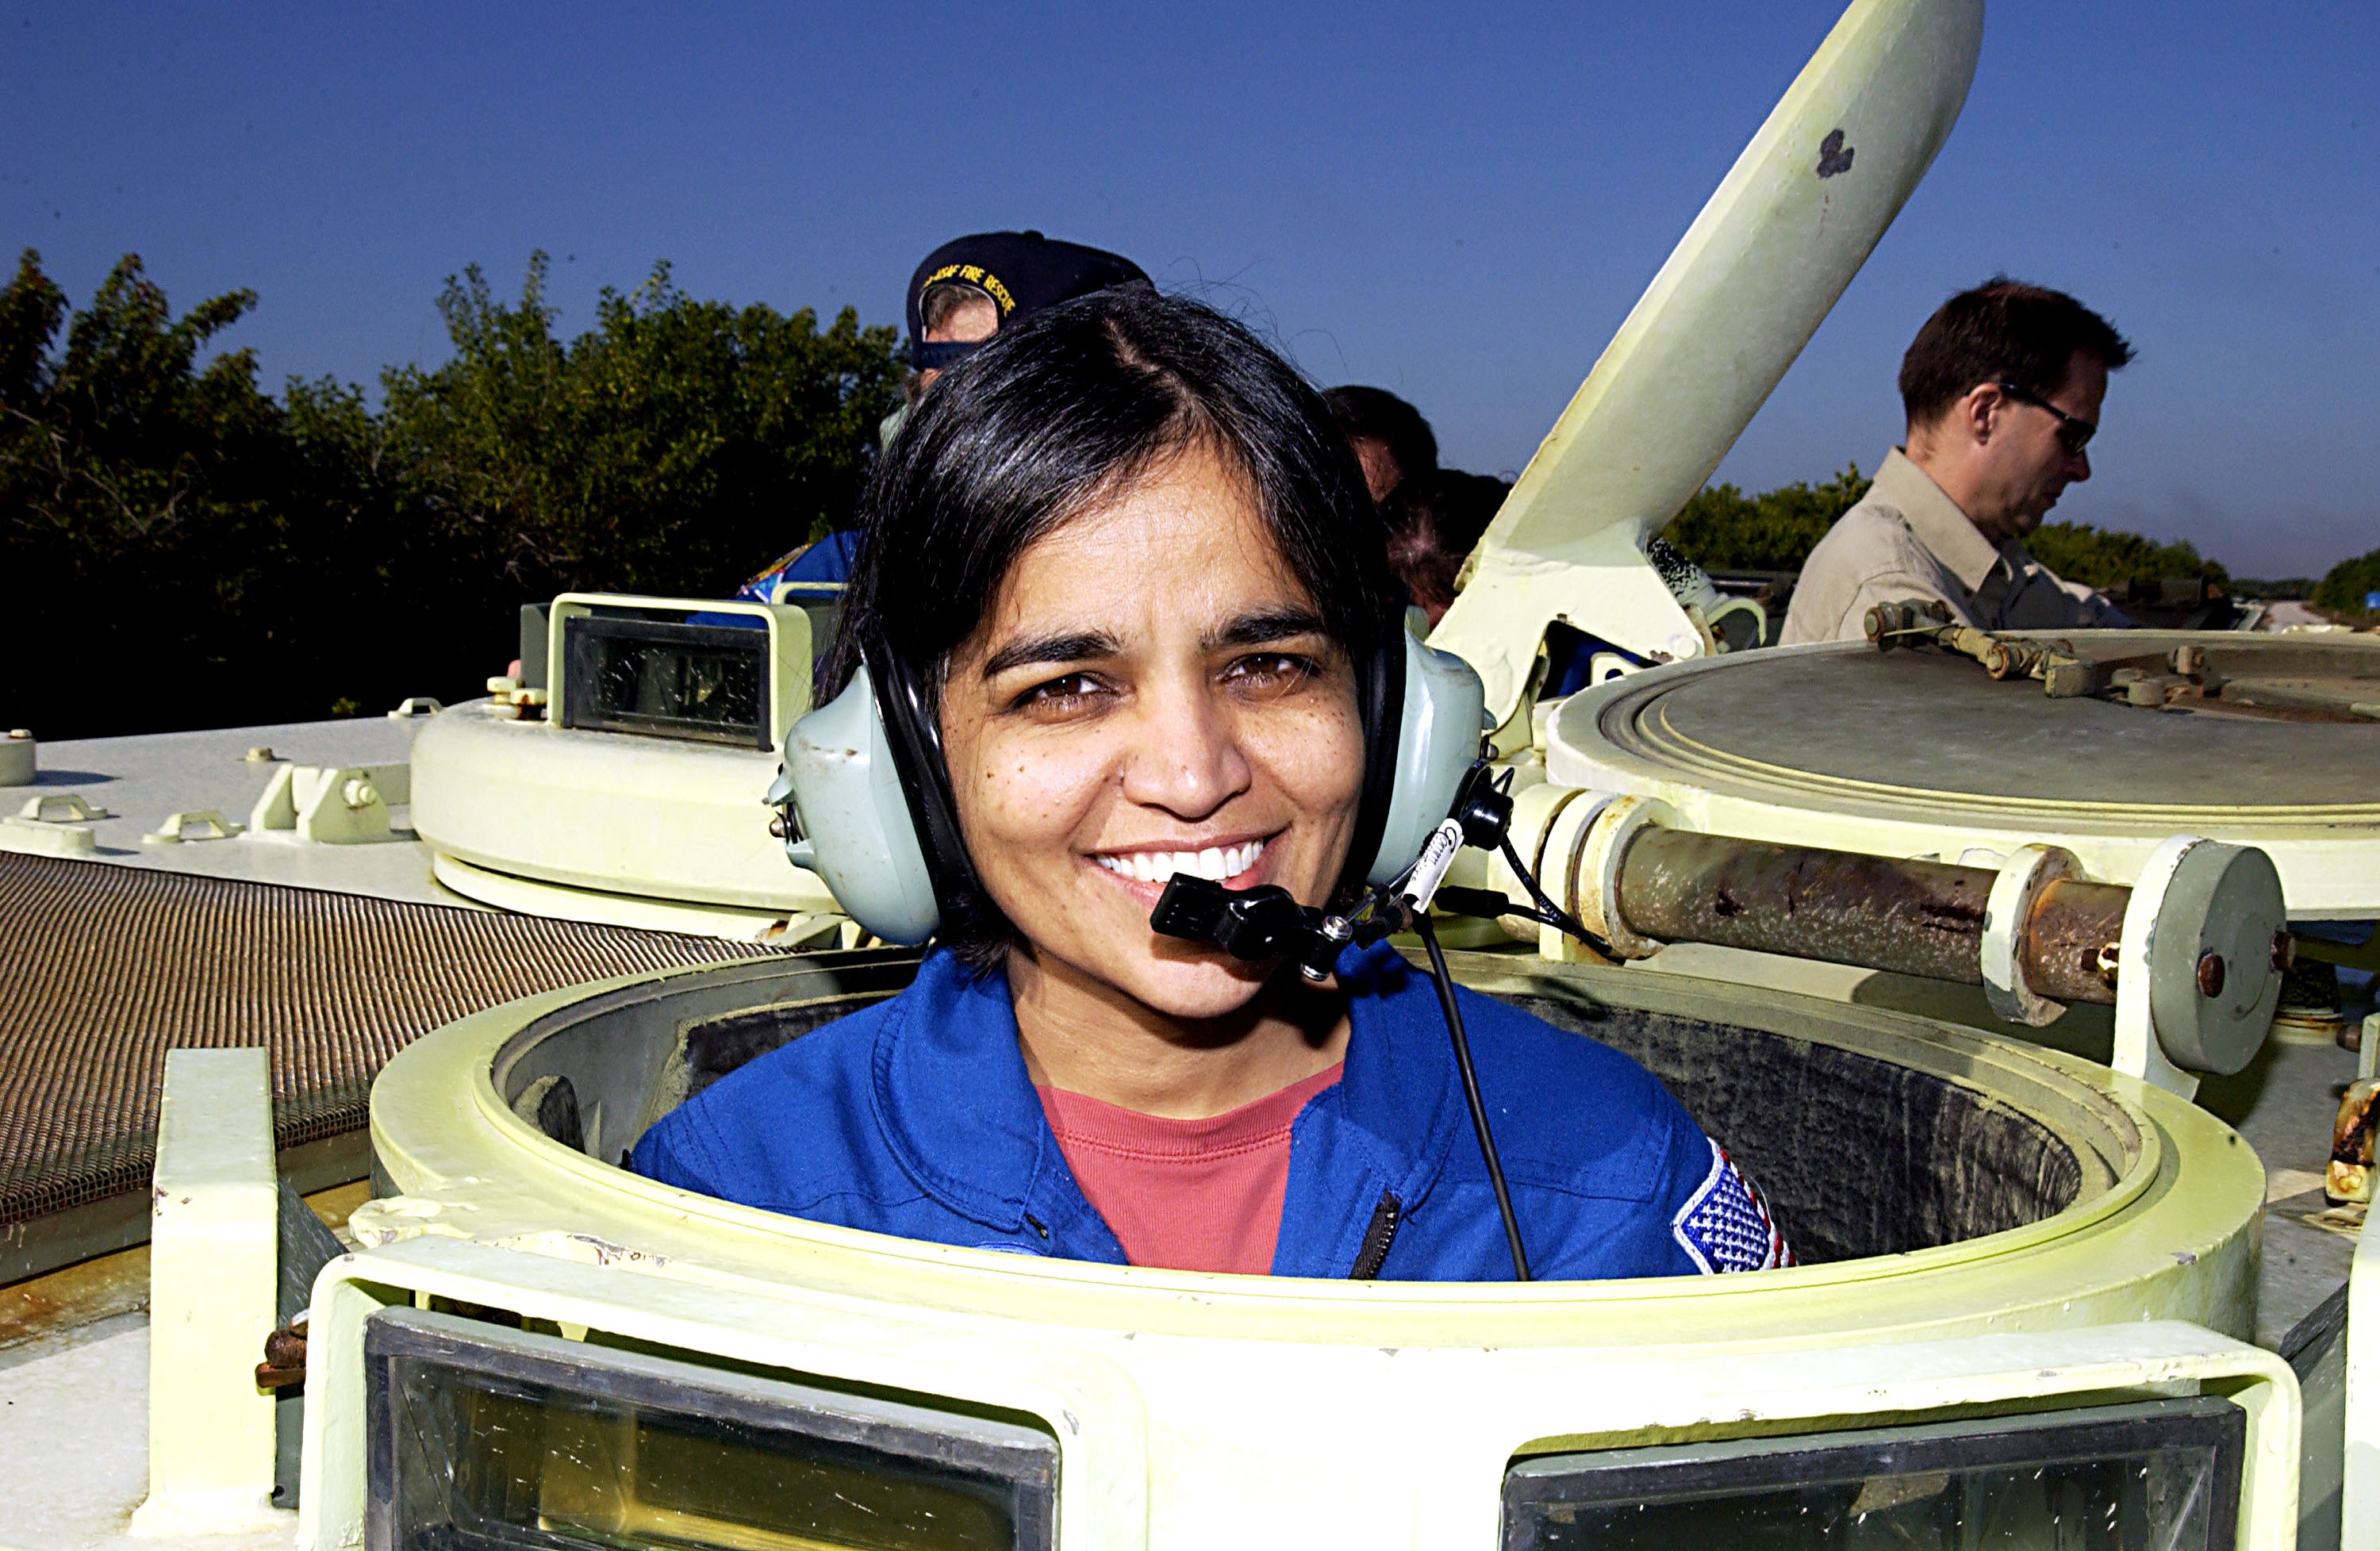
[1781,278,2135,645]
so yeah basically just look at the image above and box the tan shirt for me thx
[1779,449,2129,645]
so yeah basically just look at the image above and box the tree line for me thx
[1,249,903,739]
[5,250,2351,740]
[1659,465,2240,597]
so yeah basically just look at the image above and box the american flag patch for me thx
[1672,1139,1791,1273]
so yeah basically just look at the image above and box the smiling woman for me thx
[631,288,1789,1283]
[939,447,1368,1096]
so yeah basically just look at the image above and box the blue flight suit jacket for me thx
[631,943,1788,1281]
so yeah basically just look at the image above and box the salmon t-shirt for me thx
[1035,1064,1344,1274]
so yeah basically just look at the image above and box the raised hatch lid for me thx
[1548,631,2380,912]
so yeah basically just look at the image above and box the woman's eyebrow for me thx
[978,629,1123,679]
[1204,608,1329,651]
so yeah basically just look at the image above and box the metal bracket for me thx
[0,814,96,857]
[17,791,110,822]
[2112,835,2288,1100]
[143,809,244,844]
[2113,838,2203,1100]
[5,790,114,858]
[0,728,33,786]
[1981,844,2078,1027]
[247,763,411,845]
[1531,788,1614,962]
[1575,795,1672,961]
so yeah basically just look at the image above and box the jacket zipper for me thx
[1349,1190,1402,1280]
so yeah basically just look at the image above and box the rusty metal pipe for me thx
[1611,828,2125,1005]
[2017,877,2132,1004]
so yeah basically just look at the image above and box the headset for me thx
[767,619,1582,1282]
[771,624,1488,950]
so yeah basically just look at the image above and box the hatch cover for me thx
[1562,632,2380,829]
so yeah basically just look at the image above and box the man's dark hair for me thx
[1898,278,2134,428]
[828,288,1399,962]
[1322,386,1438,495]
[1384,470,1510,612]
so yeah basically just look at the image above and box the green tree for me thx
[2314,548,2380,617]
[0,249,299,735]
[381,253,903,601]
[2,249,905,739]
[1659,460,2234,601]
[0,250,280,580]
[1659,465,1871,571]
[2025,523,2226,592]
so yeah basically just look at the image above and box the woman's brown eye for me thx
[1226,655,1315,695]
[1015,674,1104,714]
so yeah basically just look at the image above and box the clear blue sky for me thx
[5,1,2372,577]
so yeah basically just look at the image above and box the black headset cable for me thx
[1496,832,1614,960]
[1410,910,1532,1282]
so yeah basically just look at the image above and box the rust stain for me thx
[0,1241,149,1350]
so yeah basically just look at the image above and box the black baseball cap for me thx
[905,230,1149,370]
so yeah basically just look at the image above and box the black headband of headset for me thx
[1340,617,1403,902]
[866,612,1407,939]
[862,631,994,938]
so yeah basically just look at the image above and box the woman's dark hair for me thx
[824,286,1403,959]
[1898,277,2133,428]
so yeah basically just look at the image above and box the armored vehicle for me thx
[5,2,2373,1547]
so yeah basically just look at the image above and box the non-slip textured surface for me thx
[0,852,764,1230]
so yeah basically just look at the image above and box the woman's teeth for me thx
[1096,839,1266,885]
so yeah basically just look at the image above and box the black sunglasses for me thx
[1994,382,2096,455]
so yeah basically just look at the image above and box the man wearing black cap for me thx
[904,229,1149,400]
[732,229,1147,598]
